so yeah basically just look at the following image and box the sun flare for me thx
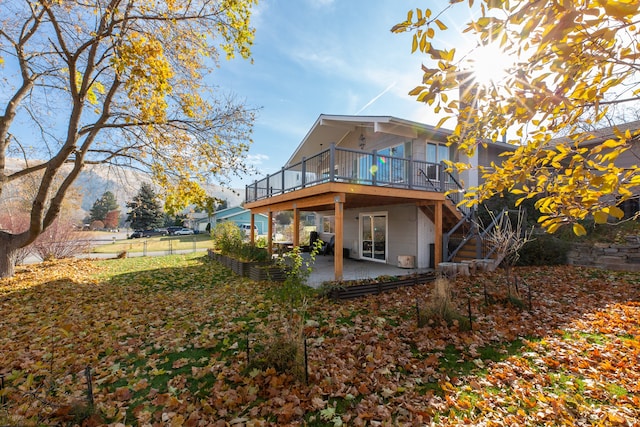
[466,42,514,87]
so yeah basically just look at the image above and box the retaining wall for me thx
[567,241,640,272]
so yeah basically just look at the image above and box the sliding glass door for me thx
[360,212,387,262]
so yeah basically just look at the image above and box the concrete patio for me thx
[305,253,433,288]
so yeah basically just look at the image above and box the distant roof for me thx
[550,120,640,146]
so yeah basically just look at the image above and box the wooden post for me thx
[434,201,443,265]
[250,213,256,244]
[293,207,300,247]
[267,211,274,256]
[334,197,343,281]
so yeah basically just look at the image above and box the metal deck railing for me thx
[245,143,465,204]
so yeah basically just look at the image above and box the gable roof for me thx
[212,206,245,217]
[211,206,268,222]
[285,114,454,166]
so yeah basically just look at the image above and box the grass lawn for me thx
[1,255,639,425]
[91,233,214,254]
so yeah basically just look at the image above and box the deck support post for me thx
[250,214,256,244]
[293,206,300,247]
[334,196,344,281]
[267,211,274,256]
[435,200,443,266]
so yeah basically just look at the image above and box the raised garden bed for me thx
[208,249,286,281]
[248,264,288,282]
[324,271,436,300]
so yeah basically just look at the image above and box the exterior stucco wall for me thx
[333,204,430,267]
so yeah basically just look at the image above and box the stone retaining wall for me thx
[567,241,640,272]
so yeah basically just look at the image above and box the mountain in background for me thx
[3,159,244,219]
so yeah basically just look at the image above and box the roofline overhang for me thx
[285,114,454,167]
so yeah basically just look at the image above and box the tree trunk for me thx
[0,241,18,279]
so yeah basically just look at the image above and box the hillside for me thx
[2,159,244,217]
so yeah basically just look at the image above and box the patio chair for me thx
[322,235,335,256]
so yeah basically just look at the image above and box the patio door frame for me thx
[359,211,388,263]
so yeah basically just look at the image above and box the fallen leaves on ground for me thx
[1,255,639,426]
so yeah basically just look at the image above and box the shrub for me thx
[32,219,92,261]
[251,334,304,379]
[210,221,244,255]
[89,220,104,230]
[237,243,270,263]
[419,277,470,330]
[517,234,571,266]
[255,235,268,249]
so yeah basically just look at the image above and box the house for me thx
[550,120,640,218]
[244,114,513,281]
[210,206,269,236]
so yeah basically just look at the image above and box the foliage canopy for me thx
[0,0,258,277]
[392,0,640,234]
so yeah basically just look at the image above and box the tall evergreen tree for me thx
[126,184,164,230]
[89,191,119,222]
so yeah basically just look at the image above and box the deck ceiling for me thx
[244,182,450,214]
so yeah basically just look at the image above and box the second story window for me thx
[426,143,451,181]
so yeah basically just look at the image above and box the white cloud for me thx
[247,153,269,166]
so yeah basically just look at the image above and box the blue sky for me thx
[214,0,477,188]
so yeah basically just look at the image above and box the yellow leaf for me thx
[608,205,624,219]
[547,221,562,234]
[573,223,587,236]
[435,116,451,129]
[593,211,608,224]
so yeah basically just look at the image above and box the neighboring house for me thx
[550,120,640,218]
[210,206,269,235]
[244,114,513,280]
[184,212,209,232]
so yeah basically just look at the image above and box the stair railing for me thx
[444,207,508,262]
[416,168,440,192]
[444,208,476,262]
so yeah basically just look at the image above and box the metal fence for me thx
[245,144,464,203]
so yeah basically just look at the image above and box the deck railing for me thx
[245,143,465,204]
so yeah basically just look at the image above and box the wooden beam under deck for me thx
[246,182,458,280]
[245,182,447,213]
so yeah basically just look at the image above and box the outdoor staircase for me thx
[444,208,510,267]
[451,237,482,262]
[415,167,505,269]
[418,199,466,232]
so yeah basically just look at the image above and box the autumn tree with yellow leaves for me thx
[0,0,258,277]
[393,0,640,235]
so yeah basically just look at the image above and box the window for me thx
[366,142,411,184]
[360,212,387,262]
[322,216,335,233]
[426,143,450,180]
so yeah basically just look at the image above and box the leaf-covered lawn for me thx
[1,255,639,426]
